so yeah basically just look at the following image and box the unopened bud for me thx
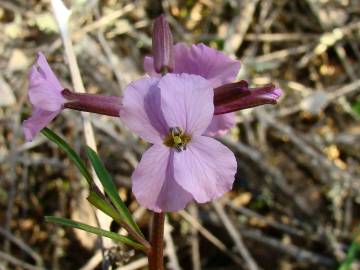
[214,80,251,107]
[152,14,174,73]
[214,82,282,115]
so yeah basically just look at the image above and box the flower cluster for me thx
[22,15,282,212]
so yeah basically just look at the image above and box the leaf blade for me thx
[45,216,145,251]
[41,128,93,185]
[338,232,360,270]
[86,146,143,236]
[87,191,122,223]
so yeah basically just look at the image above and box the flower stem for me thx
[62,89,122,117]
[148,212,165,270]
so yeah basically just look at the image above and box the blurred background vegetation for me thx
[0,0,360,269]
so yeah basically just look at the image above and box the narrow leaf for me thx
[41,128,93,185]
[352,101,360,117]
[339,234,360,270]
[86,146,143,236]
[87,191,122,223]
[45,216,145,251]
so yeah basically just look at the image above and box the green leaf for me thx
[86,147,143,236]
[87,191,122,222]
[45,216,145,251]
[41,128,93,185]
[338,233,360,270]
[352,101,360,117]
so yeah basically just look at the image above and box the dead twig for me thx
[0,228,43,266]
[241,229,334,267]
[164,217,182,270]
[219,137,313,215]
[189,204,201,270]
[0,251,45,270]
[179,210,243,265]
[213,201,261,270]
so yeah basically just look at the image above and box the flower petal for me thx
[120,77,168,144]
[28,53,65,111]
[173,136,237,203]
[144,43,240,88]
[205,113,236,136]
[35,52,63,90]
[159,73,213,135]
[173,43,240,87]
[132,145,193,212]
[22,108,59,142]
[29,71,65,111]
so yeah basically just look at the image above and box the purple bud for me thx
[214,82,282,115]
[152,14,174,73]
[214,80,251,106]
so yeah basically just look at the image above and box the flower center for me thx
[163,127,191,152]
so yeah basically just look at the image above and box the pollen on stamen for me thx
[163,127,191,152]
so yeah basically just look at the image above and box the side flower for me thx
[22,53,122,142]
[120,73,237,212]
[22,53,65,141]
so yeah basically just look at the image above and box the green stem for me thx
[148,212,165,270]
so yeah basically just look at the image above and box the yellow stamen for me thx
[163,127,191,151]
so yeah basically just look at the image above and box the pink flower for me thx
[22,53,123,142]
[120,73,237,212]
[22,53,65,141]
[144,42,241,136]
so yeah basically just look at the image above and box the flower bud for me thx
[214,82,282,115]
[152,14,174,73]
[214,80,251,107]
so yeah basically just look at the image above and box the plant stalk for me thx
[148,212,165,270]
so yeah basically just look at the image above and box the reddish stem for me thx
[62,89,122,117]
[148,212,165,270]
